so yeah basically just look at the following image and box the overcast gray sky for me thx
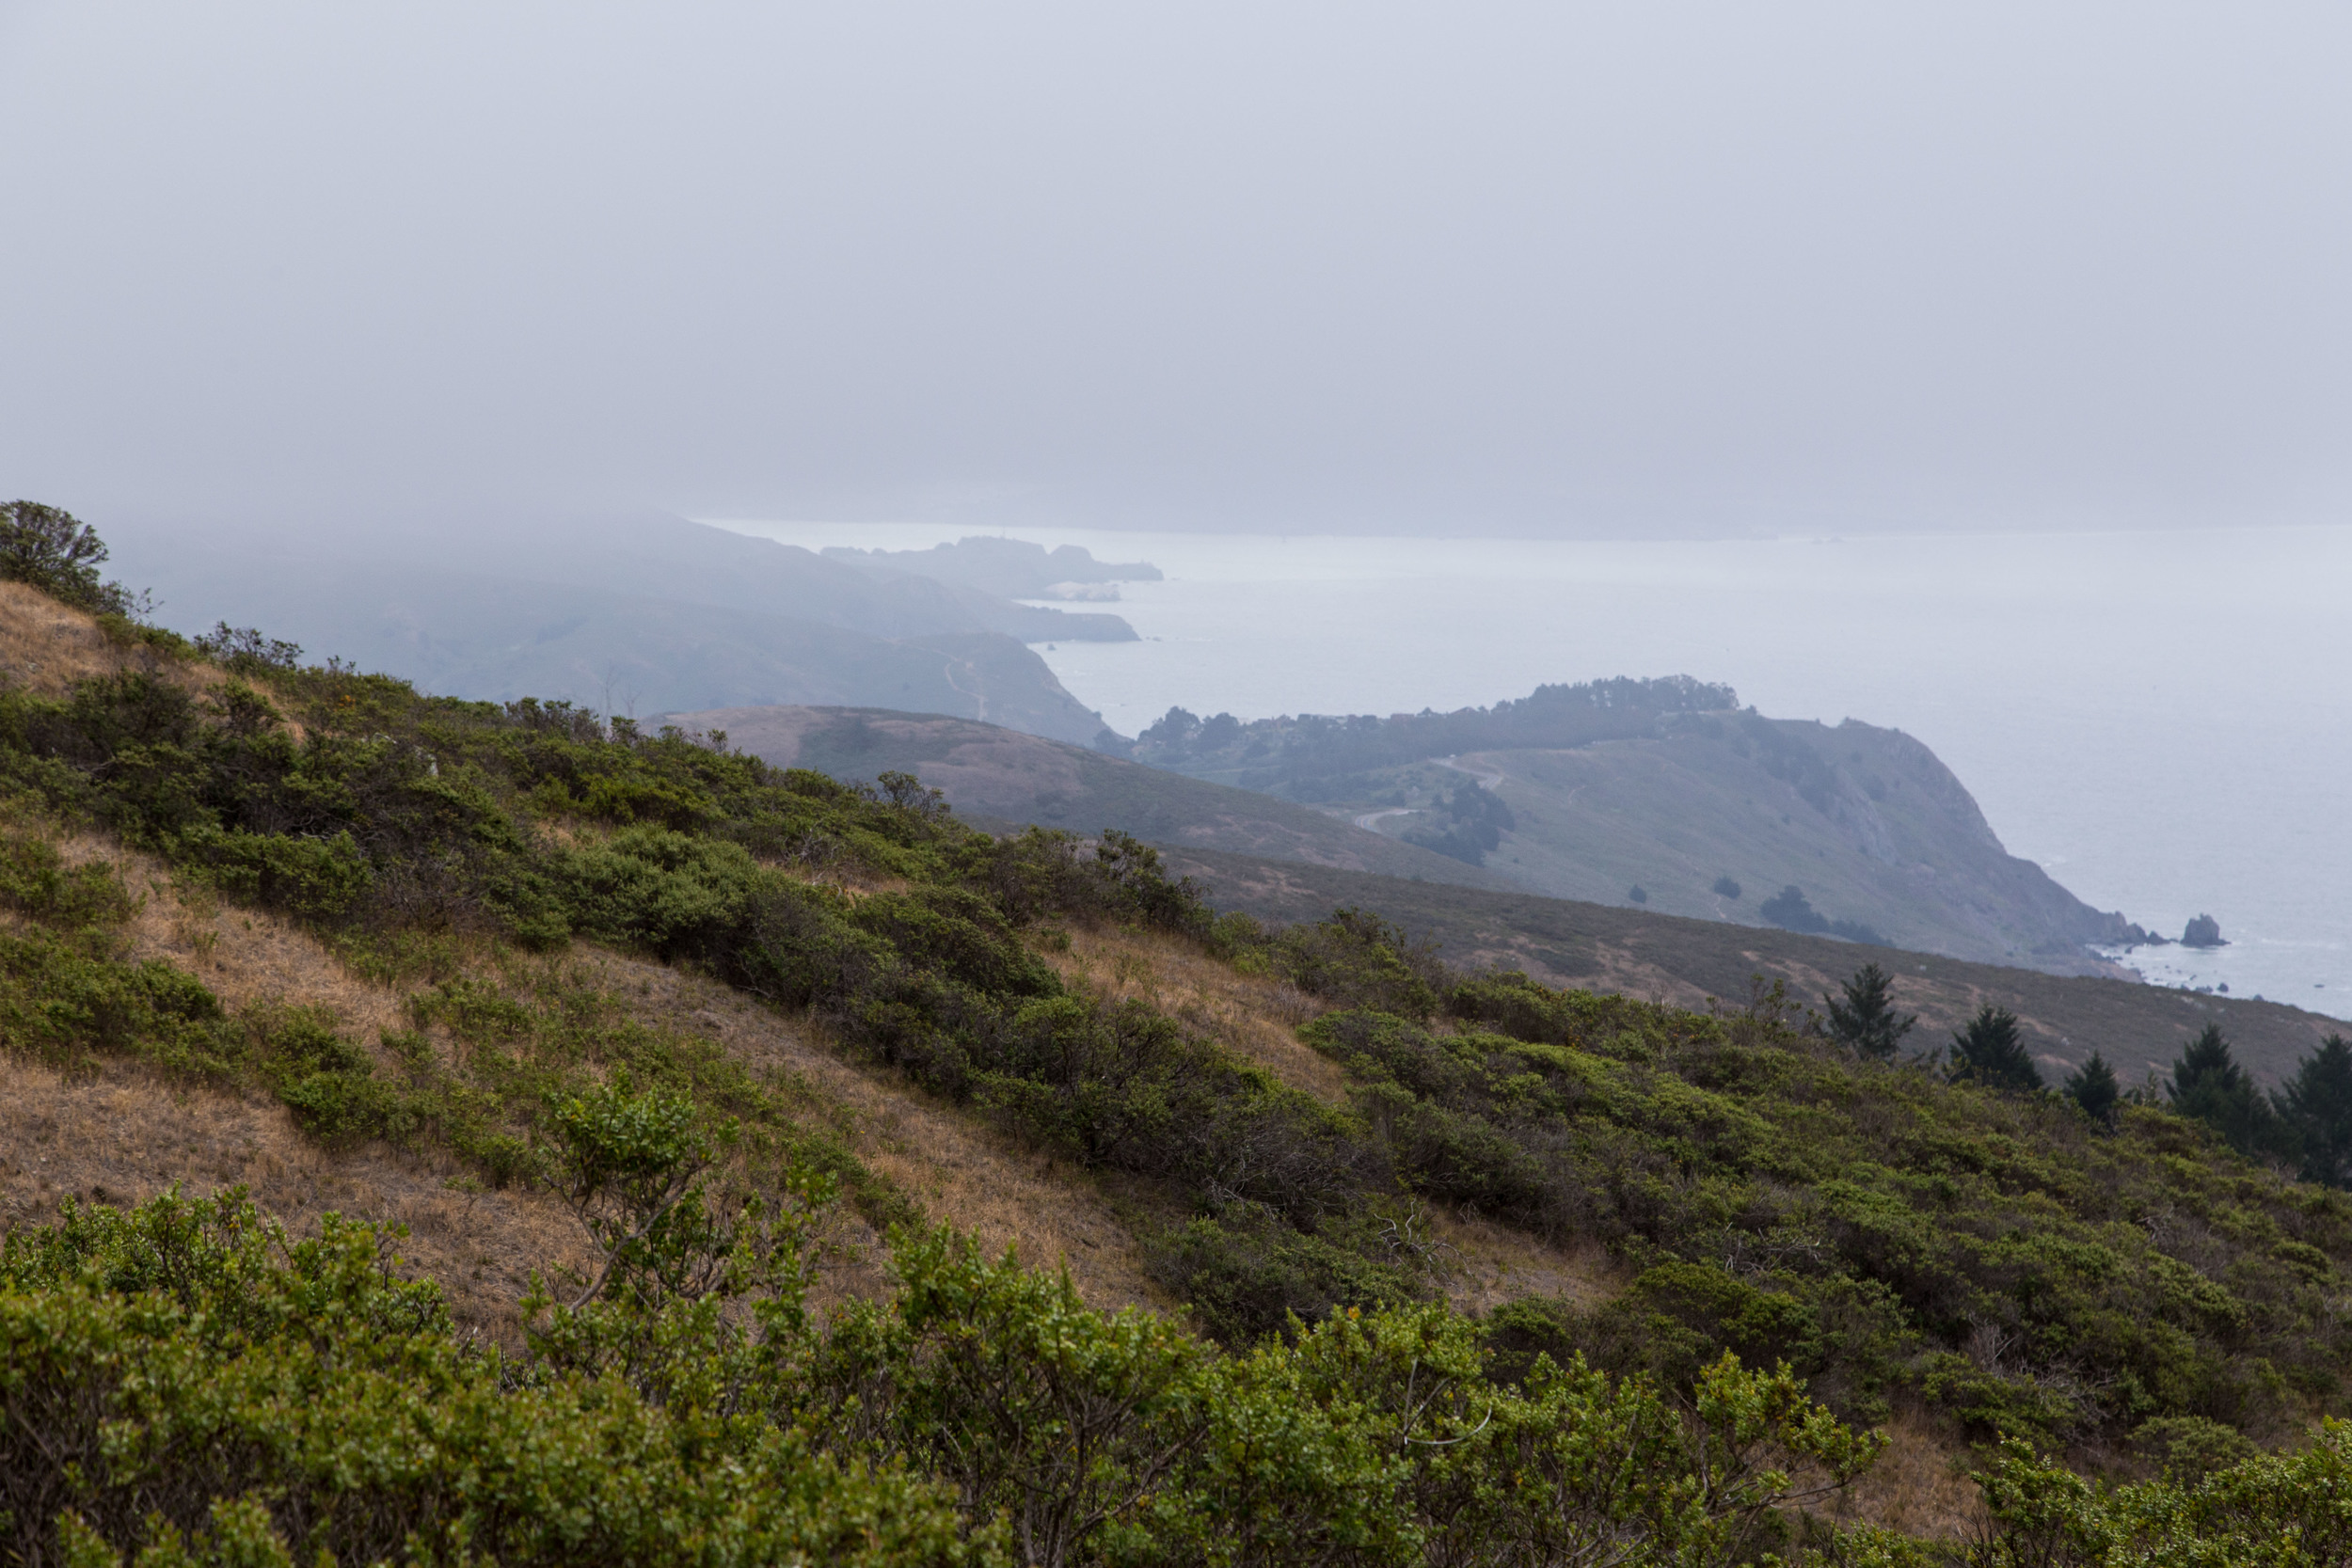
[3,2,2346,535]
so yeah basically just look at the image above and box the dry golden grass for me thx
[59,834,412,1049]
[565,945,1168,1311]
[0,580,223,700]
[1048,925,1347,1104]
[0,1055,591,1338]
[1820,1406,1985,1541]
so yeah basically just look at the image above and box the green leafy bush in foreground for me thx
[8,1181,2348,1567]
[1,1185,1885,1568]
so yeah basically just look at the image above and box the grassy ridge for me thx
[1161,846,2343,1087]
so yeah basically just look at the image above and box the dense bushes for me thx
[0,643,1415,1335]
[2,1184,1890,1568]
[0,1193,977,1568]
[1293,997,2352,1453]
[14,1179,2352,1567]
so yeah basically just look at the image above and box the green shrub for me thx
[0,1194,981,1568]
[171,825,373,916]
[850,885,1060,998]
[1266,907,1442,1015]
[560,824,761,953]
[0,831,138,931]
[1144,1203,1427,1345]
[0,501,142,616]
[0,929,242,1076]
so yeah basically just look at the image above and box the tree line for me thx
[1825,960,2352,1184]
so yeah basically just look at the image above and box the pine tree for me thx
[2063,1051,2121,1130]
[2274,1035,2352,1188]
[1948,1005,2042,1093]
[2168,1023,2283,1161]
[1823,962,1916,1060]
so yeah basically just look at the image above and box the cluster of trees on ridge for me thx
[3,502,2352,1563]
[1759,884,1887,946]
[1825,961,2352,1184]
[1398,778,1518,866]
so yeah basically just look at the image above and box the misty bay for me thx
[722,518,2352,1020]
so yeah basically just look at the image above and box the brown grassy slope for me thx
[0,1055,589,1334]
[1168,846,2342,1087]
[4,828,1167,1325]
[0,581,225,700]
[0,586,1608,1325]
[6,830,1621,1326]
[548,942,1165,1312]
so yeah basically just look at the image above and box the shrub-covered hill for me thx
[2,524,2350,1563]
[1159,846,2344,1090]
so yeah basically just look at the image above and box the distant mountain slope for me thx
[662,704,1520,889]
[1161,847,2338,1089]
[1447,718,2146,971]
[1137,683,2150,974]
[99,509,1127,745]
[115,508,1137,643]
[117,558,1119,745]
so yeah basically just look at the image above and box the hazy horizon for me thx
[6,2,2350,537]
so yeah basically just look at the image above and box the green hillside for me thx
[1138,686,2153,975]
[4,510,2350,1563]
[1162,846,2342,1089]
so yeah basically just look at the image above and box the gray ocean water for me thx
[719,520,2352,1021]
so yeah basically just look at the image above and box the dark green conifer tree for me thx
[1948,1004,2042,1093]
[2063,1051,2121,1130]
[1824,961,1917,1060]
[2274,1034,2352,1188]
[2168,1023,2284,1161]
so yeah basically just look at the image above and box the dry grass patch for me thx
[566,946,1168,1313]
[1426,1211,1630,1317]
[54,832,412,1064]
[1047,925,1347,1105]
[0,580,223,700]
[0,1055,589,1339]
[1819,1406,1983,1541]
